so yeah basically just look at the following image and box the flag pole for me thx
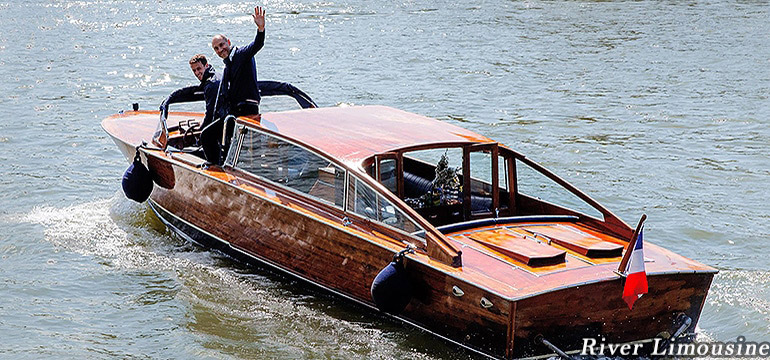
[617,214,647,273]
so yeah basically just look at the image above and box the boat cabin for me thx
[173,105,635,256]
[105,99,716,359]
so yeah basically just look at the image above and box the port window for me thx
[235,127,345,207]
[347,175,423,234]
[498,155,509,191]
[378,158,397,194]
[469,150,493,214]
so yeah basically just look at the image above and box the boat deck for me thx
[439,222,715,301]
[103,109,717,304]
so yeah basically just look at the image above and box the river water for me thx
[0,0,768,358]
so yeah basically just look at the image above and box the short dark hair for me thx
[189,54,208,66]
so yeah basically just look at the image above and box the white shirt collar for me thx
[228,46,237,62]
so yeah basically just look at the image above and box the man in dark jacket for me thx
[160,54,226,163]
[211,5,266,116]
[160,54,222,128]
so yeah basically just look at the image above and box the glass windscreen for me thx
[235,128,345,207]
[401,148,463,209]
[347,176,423,234]
[515,159,604,220]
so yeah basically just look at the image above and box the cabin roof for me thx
[250,105,495,163]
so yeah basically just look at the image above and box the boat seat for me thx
[404,171,433,198]
[404,171,492,212]
[470,195,492,213]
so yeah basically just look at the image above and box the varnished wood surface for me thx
[145,158,715,358]
[104,109,718,359]
[102,110,200,149]
[144,150,514,358]
[510,272,714,358]
[260,106,495,163]
[519,224,624,257]
[105,111,716,301]
[108,131,713,299]
[467,229,566,266]
[102,107,495,165]
[446,222,714,293]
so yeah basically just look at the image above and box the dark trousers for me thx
[200,102,258,165]
[200,119,235,164]
[233,101,259,117]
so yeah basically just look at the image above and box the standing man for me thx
[212,6,266,116]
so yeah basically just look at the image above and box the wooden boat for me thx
[102,89,716,359]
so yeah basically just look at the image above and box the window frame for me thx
[229,123,348,209]
[375,152,401,196]
[228,123,428,242]
[346,172,427,242]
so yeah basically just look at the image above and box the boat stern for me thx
[510,270,715,358]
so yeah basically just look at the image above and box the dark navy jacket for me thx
[222,30,265,115]
[160,65,222,127]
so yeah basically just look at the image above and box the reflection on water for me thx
[1,0,768,358]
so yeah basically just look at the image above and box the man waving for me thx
[204,6,265,164]
[211,6,266,116]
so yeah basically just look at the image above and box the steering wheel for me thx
[181,121,202,147]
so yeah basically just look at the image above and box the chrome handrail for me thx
[152,107,169,150]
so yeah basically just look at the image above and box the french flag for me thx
[622,227,648,310]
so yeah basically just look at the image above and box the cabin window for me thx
[498,155,509,191]
[498,154,511,210]
[469,151,493,214]
[515,159,604,220]
[401,148,464,207]
[235,127,345,207]
[224,128,242,167]
[379,158,397,194]
[347,176,423,234]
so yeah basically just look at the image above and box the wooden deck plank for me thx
[517,224,624,258]
[467,229,566,266]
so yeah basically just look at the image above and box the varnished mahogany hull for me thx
[142,154,714,359]
[511,272,714,358]
[139,155,715,358]
[104,108,718,359]
[110,137,713,359]
[143,152,514,358]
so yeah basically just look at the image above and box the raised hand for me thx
[252,6,265,31]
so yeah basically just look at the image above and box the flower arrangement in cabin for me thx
[430,151,462,206]
[405,151,462,208]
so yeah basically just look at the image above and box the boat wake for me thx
[16,193,449,359]
[21,192,186,269]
